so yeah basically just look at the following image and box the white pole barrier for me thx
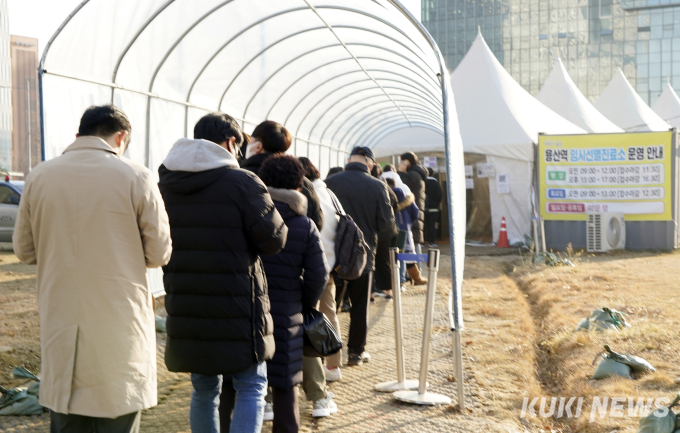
[394,249,451,405]
[540,216,547,253]
[375,248,419,392]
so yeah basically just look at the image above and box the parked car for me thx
[0,181,23,242]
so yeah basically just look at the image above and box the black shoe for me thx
[385,295,393,302]
[370,297,375,304]
[341,300,351,313]
[347,353,363,366]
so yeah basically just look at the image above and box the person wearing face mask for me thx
[240,121,324,232]
[159,113,288,433]
[13,104,173,432]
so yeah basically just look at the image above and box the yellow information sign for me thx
[538,132,673,221]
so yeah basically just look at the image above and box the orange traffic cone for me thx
[497,217,510,248]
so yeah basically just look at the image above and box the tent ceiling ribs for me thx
[302,0,411,127]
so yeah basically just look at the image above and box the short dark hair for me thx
[252,120,291,154]
[383,164,395,172]
[298,157,321,181]
[194,112,243,147]
[371,163,382,179]
[258,154,305,190]
[385,178,396,188]
[78,104,131,143]
[327,167,343,177]
[400,152,418,167]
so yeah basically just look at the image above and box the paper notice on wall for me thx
[496,173,510,194]
[423,156,437,168]
[477,163,495,178]
[466,178,474,189]
[465,165,473,177]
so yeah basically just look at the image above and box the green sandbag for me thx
[0,393,43,416]
[0,387,28,410]
[603,345,655,372]
[637,394,680,433]
[27,382,39,396]
[575,317,590,331]
[593,357,632,380]
[155,315,167,333]
[12,367,39,382]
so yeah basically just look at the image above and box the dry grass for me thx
[442,255,543,429]
[513,250,680,432]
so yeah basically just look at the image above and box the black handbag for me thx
[302,308,343,358]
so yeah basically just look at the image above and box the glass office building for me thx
[422,0,680,106]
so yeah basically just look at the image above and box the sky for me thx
[9,0,422,58]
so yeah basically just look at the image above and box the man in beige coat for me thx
[13,104,172,433]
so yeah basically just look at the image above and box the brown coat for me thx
[12,136,172,418]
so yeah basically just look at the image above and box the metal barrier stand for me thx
[375,248,419,392]
[394,249,452,405]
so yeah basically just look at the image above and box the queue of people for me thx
[12,104,444,433]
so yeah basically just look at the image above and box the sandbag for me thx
[576,308,630,331]
[637,394,680,433]
[603,345,655,373]
[155,315,167,333]
[575,317,590,331]
[0,393,42,416]
[593,357,632,380]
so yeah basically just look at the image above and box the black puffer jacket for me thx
[240,153,324,231]
[159,139,287,376]
[325,162,395,273]
[425,176,443,210]
[263,188,328,389]
[398,164,427,244]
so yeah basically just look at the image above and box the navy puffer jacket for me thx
[263,188,329,389]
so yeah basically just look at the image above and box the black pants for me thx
[219,379,235,433]
[50,410,140,433]
[425,210,439,244]
[346,272,371,354]
[271,386,299,433]
[374,240,392,293]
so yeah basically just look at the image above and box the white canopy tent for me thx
[594,68,670,132]
[536,59,622,134]
[451,32,585,245]
[652,81,680,128]
[39,0,468,404]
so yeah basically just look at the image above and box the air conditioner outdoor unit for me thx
[586,212,626,252]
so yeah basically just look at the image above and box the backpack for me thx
[328,190,367,280]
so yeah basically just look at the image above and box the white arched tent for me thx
[38,0,467,404]
[536,59,622,134]
[653,81,680,128]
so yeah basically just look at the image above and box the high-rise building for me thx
[0,0,11,171]
[422,0,680,106]
[10,35,40,175]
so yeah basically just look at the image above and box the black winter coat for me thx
[159,162,287,376]
[425,177,443,210]
[398,165,427,244]
[263,188,328,389]
[240,153,324,231]
[325,162,395,273]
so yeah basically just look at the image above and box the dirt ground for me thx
[1,249,679,432]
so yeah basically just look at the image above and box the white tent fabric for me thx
[372,127,444,158]
[594,68,670,132]
[652,81,680,128]
[451,32,585,163]
[536,59,623,134]
[38,0,467,333]
[450,32,584,245]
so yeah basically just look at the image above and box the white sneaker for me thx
[361,351,371,363]
[401,285,407,293]
[325,366,342,382]
[263,402,274,421]
[312,392,338,418]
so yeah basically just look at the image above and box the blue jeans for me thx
[190,362,267,433]
[400,260,407,284]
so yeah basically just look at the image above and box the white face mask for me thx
[245,140,261,160]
